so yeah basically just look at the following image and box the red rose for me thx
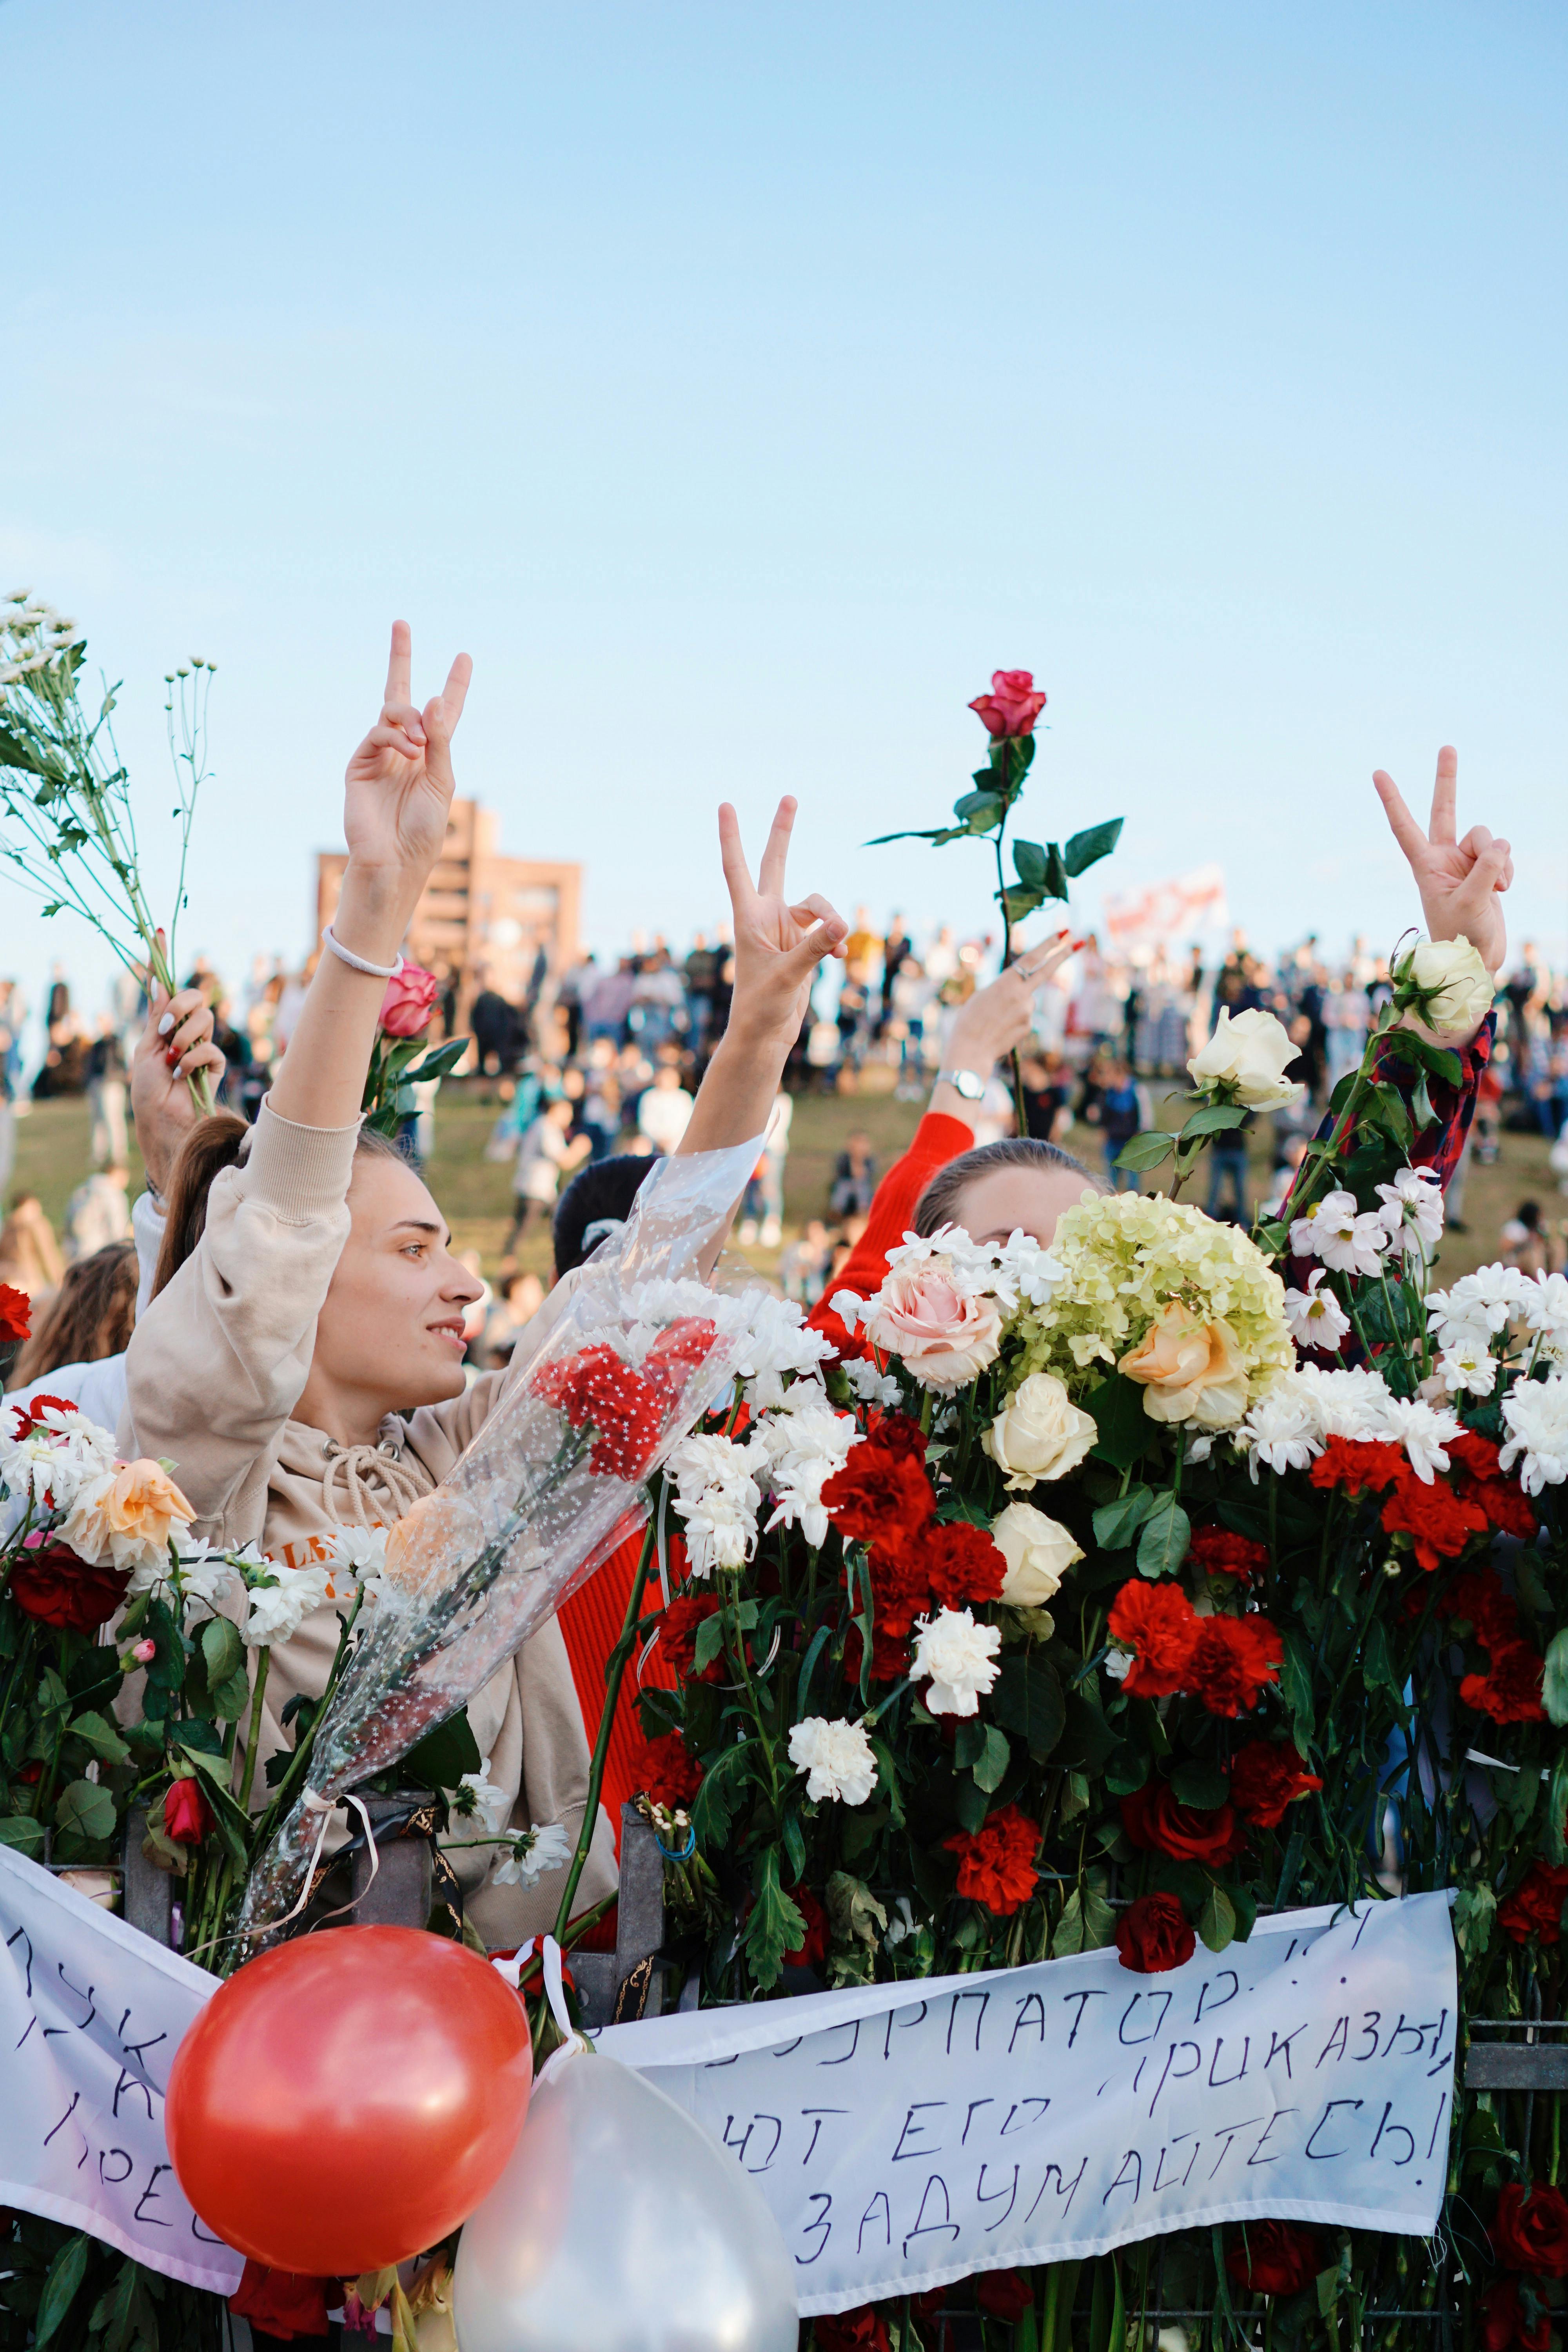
[1498,1862,1568,1945]
[229,2261,330,2343]
[945,1805,1040,1916]
[1482,2275,1552,2352]
[0,1283,30,1343]
[6,1393,78,1440]
[922,1521,1005,1613]
[377,960,439,1038]
[1225,2219,1320,2298]
[814,2308,891,2352]
[1462,1641,1547,1725]
[633,1732,704,1811]
[1379,1468,1488,1571]
[1120,1782,1245,1866]
[783,1887,830,1969]
[1115,1892,1194,1974]
[969,669,1047,740]
[1309,1436,1405,1495]
[1493,2183,1568,2279]
[535,1344,671,1477]
[1228,1739,1322,1829]
[10,1541,131,1633]
[656,1592,723,1683]
[162,1777,214,1846]
[1106,1580,1200,1699]
[823,1446,936,1550]
[1187,1524,1269,1580]
[1183,1615,1283,1717]
[976,2270,1034,2322]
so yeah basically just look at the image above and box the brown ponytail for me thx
[150,1112,250,1300]
[12,1242,138,1384]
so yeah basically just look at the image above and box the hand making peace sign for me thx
[717,796,849,1043]
[343,620,473,890]
[1373,746,1513,978]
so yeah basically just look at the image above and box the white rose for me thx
[989,1501,1083,1607]
[982,1372,1098,1492]
[1187,1006,1303,1111]
[1397,936,1495,1036]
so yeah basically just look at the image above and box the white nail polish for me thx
[157,1013,174,1036]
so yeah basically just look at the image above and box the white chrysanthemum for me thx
[492,1822,572,1887]
[1427,1264,1532,1351]
[1237,1375,1324,1479]
[749,1389,859,1548]
[1499,1376,1568,1496]
[828,1288,866,1332]
[0,1407,119,1516]
[885,1223,1016,1305]
[1436,1337,1498,1397]
[994,1230,1067,1309]
[1381,1395,1463,1485]
[1295,1363,1398,1441]
[1521,1272,1568,1362]
[841,1355,903,1408]
[787,1715,878,1806]
[735,1291,837,1408]
[665,1433,760,1577]
[910,1607,1002,1718]
[456,1764,511,1834]
[1291,1189,1390,1278]
[1374,1167,1445,1259]
[244,1561,332,1646]
[1283,1268,1350,1355]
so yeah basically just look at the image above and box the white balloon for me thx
[453,2048,799,2352]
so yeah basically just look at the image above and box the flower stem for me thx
[237,1646,270,1812]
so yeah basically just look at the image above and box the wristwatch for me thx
[938,1068,988,1102]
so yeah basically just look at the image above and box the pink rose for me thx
[969,668,1047,739]
[379,961,439,1038]
[860,1261,1004,1390]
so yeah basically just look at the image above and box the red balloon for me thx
[167,1926,533,2274]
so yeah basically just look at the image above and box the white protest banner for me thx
[0,1845,243,2294]
[1102,862,1229,952]
[599,1893,1456,2318]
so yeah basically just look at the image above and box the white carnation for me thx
[244,1561,332,1646]
[666,1433,760,1577]
[841,1355,903,1408]
[1499,1376,1568,1496]
[1237,1376,1324,1479]
[735,1291,837,1408]
[1283,1268,1350,1355]
[1295,1363,1397,1441]
[749,1390,859,1548]
[787,1715,878,1806]
[910,1607,1002,1718]
[0,1408,118,1517]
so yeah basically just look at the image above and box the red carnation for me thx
[1498,1862,1568,1947]
[1120,1782,1245,1866]
[1225,2220,1320,2298]
[1187,1524,1269,1580]
[1183,1614,1283,1717]
[1439,1568,1519,1649]
[844,1620,912,1685]
[814,2308,891,2352]
[1450,1434,1539,1539]
[229,2263,331,2343]
[1482,2275,1552,2352]
[782,1887,830,1970]
[10,1542,131,1633]
[162,1777,214,1846]
[864,1540,938,1641]
[922,1520,1005,1613]
[534,1344,671,1478]
[656,1592,723,1683]
[944,1805,1040,1916]
[1378,1468,1488,1571]
[0,1283,31,1343]
[1106,1579,1200,1699]
[644,1317,719,1378]
[6,1392,77,1440]
[633,1732,704,1811]
[1115,1891,1194,1974]
[1309,1436,1405,1496]
[1228,1739,1322,1829]
[1461,1642,1547,1725]
[1493,2183,1568,2279]
[976,2270,1034,2322]
[822,1446,936,1551]
[864,1411,927,1463]
[969,668,1046,740]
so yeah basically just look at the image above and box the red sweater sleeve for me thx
[808,1110,976,1354]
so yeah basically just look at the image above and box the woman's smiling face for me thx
[306,1153,485,1427]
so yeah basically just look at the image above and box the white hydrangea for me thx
[1499,1375,1568,1496]
[787,1715,878,1806]
[1374,1166,1445,1260]
[749,1387,860,1548]
[665,1433,761,1577]
[492,1821,572,1888]
[243,1561,332,1646]
[1283,1268,1350,1355]
[1290,1189,1391,1278]
[841,1355,903,1408]
[993,1229,1067,1309]
[1237,1375,1324,1479]
[735,1290,837,1408]
[910,1607,1002,1718]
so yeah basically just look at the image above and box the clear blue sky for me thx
[2,0,1564,1031]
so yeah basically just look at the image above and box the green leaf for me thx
[1452,1884,1496,1964]
[1362,1618,1403,1706]
[34,2232,90,2348]
[1043,844,1070,900]
[1013,838,1048,888]
[66,1710,130,1768]
[1178,1103,1250,1139]
[210,1667,253,1722]
[1543,1629,1568,1728]
[1281,1629,1316,1754]
[691,1739,759,1848]
[1136,1494,1191,1579]
[953,789,1005,833]
[1052,1882,1117,1957]
[1198,1884,1236,1954]
[176,1748,254,1866]
[401,1707,483,1791]
[54,1779,117,1844]
[1114,1129,1176,1172]
[1171,1759,1230,1809]
[0,1815,45,1855]
[991,1654,1065,1762]
[1062,818,1124,877]
[1369,1080,1413,1149]
[692,1613,727,1676]
[1092,1487,1155,1550]
[1087,1372,1154,1469]
[746,1848,806,1991]
[200,1615,246,1695]
[780,1807,807,1883]
[972,1724,1011,1793]
[401,1037,470,1085]
[1000,886,1046,922]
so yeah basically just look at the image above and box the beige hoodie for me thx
[119,1100,616,1946]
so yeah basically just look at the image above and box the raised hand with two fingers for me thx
[342,620,473,896]
[717,795,849,1046]
[1373,746,1512,979]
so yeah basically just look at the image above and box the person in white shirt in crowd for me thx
[505,1094,590,1255]
[636,1060,695,1155]
[62,1164,133,1262]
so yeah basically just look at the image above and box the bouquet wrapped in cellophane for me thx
[239,1136,818,1941]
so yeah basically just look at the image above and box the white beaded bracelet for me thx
[321,925,405,981]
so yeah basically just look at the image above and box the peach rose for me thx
[61,1459,196,1572]
[1119,1302,1249,1429]
[860,1262,1003,1390]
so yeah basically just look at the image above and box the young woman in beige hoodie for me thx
[120,623,848,1945]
